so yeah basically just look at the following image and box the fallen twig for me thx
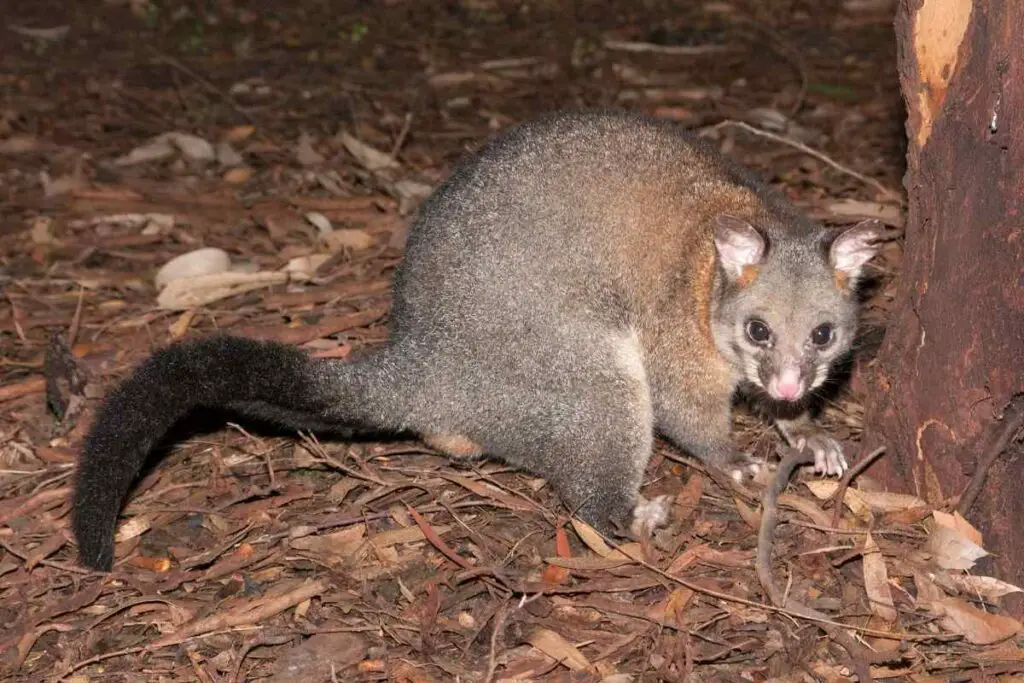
[150,50,257,125]
[228,307,387,346]
[603,39,733,55]
[482,600,509,683]
[830,446,887,530]
[149,578,331,648]
[699,119,902,203]
[0,376,46,403]
[389,112,414,160]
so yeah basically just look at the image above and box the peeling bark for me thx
[863,0,1024,608]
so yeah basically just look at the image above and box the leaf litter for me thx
[2,0,1022,681]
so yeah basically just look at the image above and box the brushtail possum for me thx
[71,109,881,570]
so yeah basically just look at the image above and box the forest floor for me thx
[2,1,1021,681]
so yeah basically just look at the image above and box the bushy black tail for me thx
[72,335,404,570]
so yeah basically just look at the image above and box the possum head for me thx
[710,215,881,403]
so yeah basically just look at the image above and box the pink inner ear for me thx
[713,215,765,276]
[831,221,882,275]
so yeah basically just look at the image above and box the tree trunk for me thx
[863,0,1024,607]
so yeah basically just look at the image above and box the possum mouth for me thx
[737,382,813,419]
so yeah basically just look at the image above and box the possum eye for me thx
[811,324,834,347]
[745,319,772,345]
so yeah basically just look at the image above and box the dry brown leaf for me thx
[392,179,433,211]
[778,493,834,528]
[442,474,534,511]
[326,477,363,503]
[128,555,172,572]
[357,659,387,673]
[733,496,760,530]
[406,506,474,570]
[224,125,255,142]
[389,660,438,683]
[0,134,44,153]
[868,664,916,680]
[283,253,332,282]
[720,600,769,624]
[970,642,1024,663]
[698,547,754,568]
[427,71,478,88]
[295,132,325,166]
[527,628,594,672]
[367,524,450,549]
[544,555,633,571]
[542,526,572,585]
[805,480,927,517]
[912,569,946,605]
[933,510,983,546]
[570,518,615,557]
[946,574,1024,601]
[322,228,375,252]
[927,596,1023,645]
[290,525,366,563]
[168,308,197,339]
[42,172,87,198]
[862,532,898,623]
[310,343,352,359]
[304,210,333,233]
[881,505,933,526]
[855,490,930,513]
[268,632,370,683]
[164,132,216,161]
[812,661,857,682]
[30,217,55,244]
[666,542,710,575]
[340,132,400,173]
[115,132,215,165]
[223,167,253,184]
[157,271,289,310]
[114,516,151,543]
[569,521,644,564]
[926,524,988,571]
[673,473,704,523]
[646,587,695,628]
[805,479,850,501]
[151,579,330,648]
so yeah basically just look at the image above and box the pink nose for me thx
[772,379,803,400]
[768,367,804,401]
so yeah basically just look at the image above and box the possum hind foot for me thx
[422,433,485,459]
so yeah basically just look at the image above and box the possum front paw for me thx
[630,494,672,536]
[776,418,847,476]
[793,433,847,476]
[718,451,762,484]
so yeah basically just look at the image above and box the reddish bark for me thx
[863,0,1024,607]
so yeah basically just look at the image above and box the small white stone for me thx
[154,247,232,290]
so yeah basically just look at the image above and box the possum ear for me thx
[830,220,882,284]
[712,215,766,279]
